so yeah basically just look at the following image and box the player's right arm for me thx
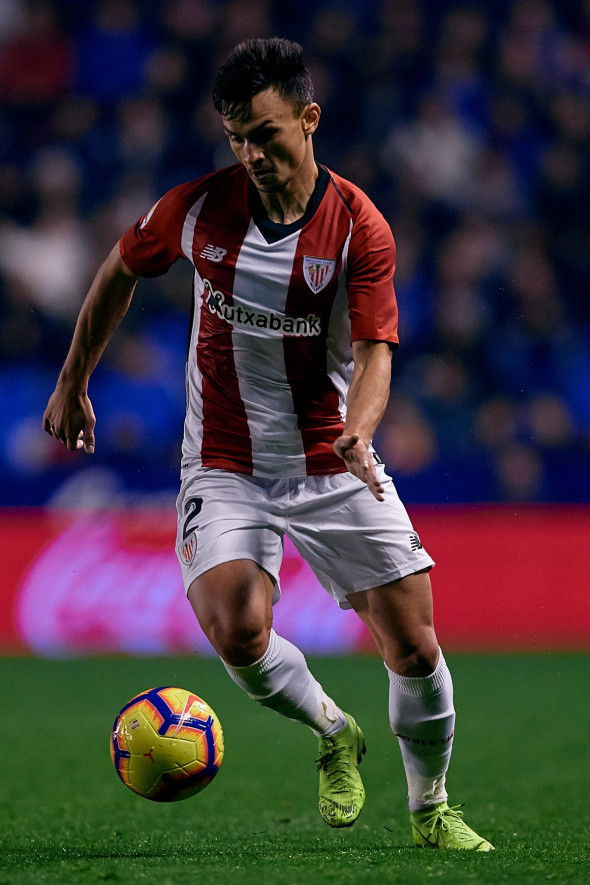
[43,243,138,453]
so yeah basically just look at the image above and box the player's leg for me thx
[187,559,365,827]
[347,572,493,850]
[176,465,344,734]
[346,571,454,809]
[187,559,346,734]
[176,467,346,734]
[289,469,492,847]
[289,469,447,802]
[176,469,342,730]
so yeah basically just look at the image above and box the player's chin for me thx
[251,173,284,192]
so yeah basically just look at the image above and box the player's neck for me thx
[258,161,319,225]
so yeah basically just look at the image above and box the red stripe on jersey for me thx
[328,168,399,346]
[190,176,254,472]
[283,187,351,474]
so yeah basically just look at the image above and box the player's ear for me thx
[301,103,321,136]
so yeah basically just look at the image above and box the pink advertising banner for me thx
[1,506,588,656]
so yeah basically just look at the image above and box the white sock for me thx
[387,649,455,811]
[222,629,347,737]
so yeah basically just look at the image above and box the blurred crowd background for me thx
[1,0,589,507]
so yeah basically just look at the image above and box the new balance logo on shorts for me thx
[409,533,423,551]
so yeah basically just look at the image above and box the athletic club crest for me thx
[303,256,336,294]
[178,532,197,565]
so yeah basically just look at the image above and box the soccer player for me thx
[43,38,493,850]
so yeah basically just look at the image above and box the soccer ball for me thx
[110,686,224,801]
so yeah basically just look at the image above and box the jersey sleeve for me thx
[346,201,399,347]
[119,182,194,278]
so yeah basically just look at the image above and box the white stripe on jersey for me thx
[326,221,353,420]
[181,193,206,259]
[182,193,207,468]
[184,267,205,463]
[232,220,307,475]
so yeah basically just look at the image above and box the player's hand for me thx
[333,433,385,501]
[43,386,96,454]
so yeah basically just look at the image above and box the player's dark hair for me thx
[213,38,314,120]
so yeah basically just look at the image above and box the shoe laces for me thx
[316,742,354,794]
[422,804,471,841]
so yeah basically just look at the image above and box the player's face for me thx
[222,88,320,194]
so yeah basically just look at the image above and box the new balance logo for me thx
[409,533,423,551]
[200,244,227,263]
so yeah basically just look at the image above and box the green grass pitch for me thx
[1,653,588,884]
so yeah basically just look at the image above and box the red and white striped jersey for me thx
[120,163,399,477]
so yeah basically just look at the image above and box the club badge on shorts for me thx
[178,532,197,565]
[303,256,336,293]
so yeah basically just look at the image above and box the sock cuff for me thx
[222,629,280,679]
[386,649,449,697]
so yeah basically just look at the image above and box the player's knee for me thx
[216,621,271,667]
[188,565,273,666]
[200,603,270,666]
[387,634,440,677]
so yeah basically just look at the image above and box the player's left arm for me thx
[334,189,398,499]
[333,339,392,501]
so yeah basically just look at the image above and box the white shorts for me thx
[175,465,434,610]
